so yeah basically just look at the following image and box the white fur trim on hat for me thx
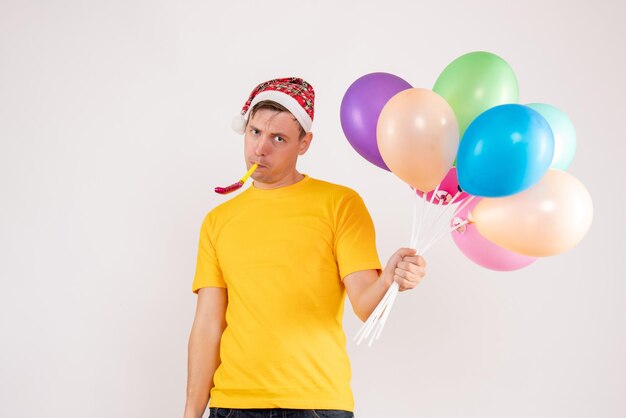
[232,91,313,135]
[249,91,312,133]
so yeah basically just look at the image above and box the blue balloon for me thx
[457,104,554,197]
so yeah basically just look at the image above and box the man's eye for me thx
[250,128,260,135]
[274,136,285,142]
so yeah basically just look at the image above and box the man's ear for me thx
[298,132,313,155]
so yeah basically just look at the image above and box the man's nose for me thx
[255,135,272,156]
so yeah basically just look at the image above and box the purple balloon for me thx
[340,73,412,170]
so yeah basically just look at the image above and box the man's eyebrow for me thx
[249,124,290,138]
[271,131,290,138]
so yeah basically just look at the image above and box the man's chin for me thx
[251,173,270,183]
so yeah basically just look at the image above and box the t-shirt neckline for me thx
[248,174,311,196]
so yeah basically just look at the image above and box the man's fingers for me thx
[396,247,417,258]
[385,249,426,290]
[397,261,423,276]
[394,267,425,283]
[402,255,426,267]
[394,275,418,291]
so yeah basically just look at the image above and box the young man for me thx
[184,78,426,418]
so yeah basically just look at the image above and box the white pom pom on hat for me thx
[232,77,315,135]
[231,114,247,135]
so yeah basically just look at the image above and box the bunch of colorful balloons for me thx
[340,51,593,273]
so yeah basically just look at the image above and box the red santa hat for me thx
[231,77,315,134]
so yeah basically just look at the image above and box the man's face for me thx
[243,108,312,188]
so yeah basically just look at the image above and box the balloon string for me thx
[421,219,470,255]
[361,281,400,346]
[452,195,475,219]
[368,203,454,346]
[372,285,400,344]
[356,192,474,347]
[409,190,419,249]
[354,282,398,345]
[416,192,461,251]
[418,190,463,251]
[416,185,440,251]
[367,186,438,346]
[419,196,475,254]
[411,192,428,249]
[360,187,427,347]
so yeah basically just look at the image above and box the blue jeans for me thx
[208,408,354,418]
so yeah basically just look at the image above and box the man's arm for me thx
[183,287,227,418]
[343,248,426,322]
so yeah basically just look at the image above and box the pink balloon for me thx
[416,167,469,205]
[451,198,536,271]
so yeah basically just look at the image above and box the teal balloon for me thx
[457,104,555,197]
[434,51,519,137]
[526,103,577,170]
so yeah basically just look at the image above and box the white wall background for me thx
[1,0,624,417]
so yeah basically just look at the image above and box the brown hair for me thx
[248,100,306,139]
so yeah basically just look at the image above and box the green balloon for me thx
[526,103,577,170]
[433,51,519,137]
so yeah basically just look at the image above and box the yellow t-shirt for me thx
[192,175,381,411]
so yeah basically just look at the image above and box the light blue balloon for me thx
[457,104,555,197]
[526,103,577,170]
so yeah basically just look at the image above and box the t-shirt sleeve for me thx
[192,214,227,293]
[334,193,382,280]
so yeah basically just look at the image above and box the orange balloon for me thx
[472,169,593,257]
[376,88,459,191]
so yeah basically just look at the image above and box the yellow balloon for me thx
[472,169,593,257]
[376,88,459,192]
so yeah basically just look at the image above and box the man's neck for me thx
[253,172,305,190]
